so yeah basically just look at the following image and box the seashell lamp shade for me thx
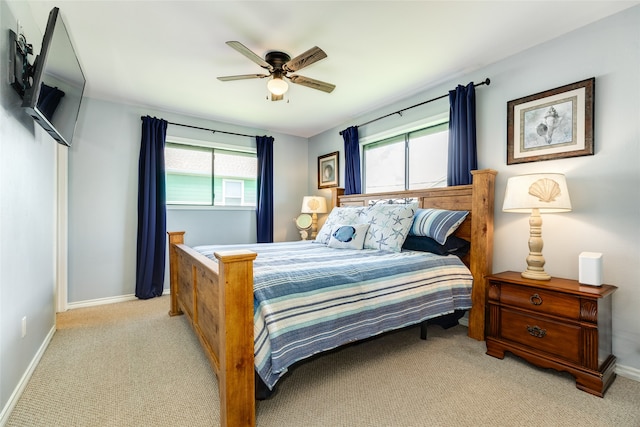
[301,196,328,214]
[503,173,572,213]
[503,173,572,281]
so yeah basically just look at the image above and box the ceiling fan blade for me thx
[284,46,327,72]
[217,74,269,81]
[226,41,272,71]
[288,75,336,93]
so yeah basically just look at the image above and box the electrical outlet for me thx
[22,316,27,338]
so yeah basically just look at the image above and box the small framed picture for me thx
[318,151,339,189]
[507,78,595,165]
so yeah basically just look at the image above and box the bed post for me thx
[467,169,497,341]
[215,250,258,427]
[330,187,345,208]
[167,231,185,317]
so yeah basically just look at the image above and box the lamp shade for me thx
[301,196,328,214]
[503,173,572,213]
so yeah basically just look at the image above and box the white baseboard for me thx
[65,293,137,310]
[0,325,56,427]
[616,363,640,382]
[458,315,469,327]
[62,288,170,311]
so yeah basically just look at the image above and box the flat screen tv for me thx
[22,7,86,147]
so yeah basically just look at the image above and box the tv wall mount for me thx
[9,29,34,98]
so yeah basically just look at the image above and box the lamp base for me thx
[522,208,551,281]
[521,269,551,281]
[310,213,318,239]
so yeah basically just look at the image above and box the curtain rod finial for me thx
[484,78,491,86]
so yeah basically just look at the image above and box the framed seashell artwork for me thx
[318,151,339,189]
[507,77,595,165]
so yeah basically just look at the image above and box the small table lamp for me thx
[301,196,328,239]
[503,173,572,281]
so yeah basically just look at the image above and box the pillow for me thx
[328,224,370,250]
[315,206,367,245]
[409,209,469,245]
[402,235,470,258]
[362,203,417,252]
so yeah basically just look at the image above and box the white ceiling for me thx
[26,1,638,138]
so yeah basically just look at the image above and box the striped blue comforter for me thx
[194,241,472,389]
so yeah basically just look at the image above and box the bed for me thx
[167,169,496,427]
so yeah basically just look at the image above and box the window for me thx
[222,179,244,206]
[165,142,257,207]
[363,122,448,193]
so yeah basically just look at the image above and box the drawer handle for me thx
[529,293,543,306]
[527,325,547,338]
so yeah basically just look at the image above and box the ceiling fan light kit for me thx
[218,41,335,101]
[267,75,288,96]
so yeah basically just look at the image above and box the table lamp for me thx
[301,196,328,239]
[503,173,572,281]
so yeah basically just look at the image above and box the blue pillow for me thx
[402,235,470,257]
[409,209,469,245]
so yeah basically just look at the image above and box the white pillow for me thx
[362,203,417,252]
[328,224,370,250]
[315,206,367,244]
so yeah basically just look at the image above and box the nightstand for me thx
[485,271,617,397]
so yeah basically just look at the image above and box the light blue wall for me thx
[1,0,57,417]
[68,98,309,302]
[309,7,640,375]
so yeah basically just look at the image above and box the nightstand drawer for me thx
[500,308,581,363]
[500,283,580,319]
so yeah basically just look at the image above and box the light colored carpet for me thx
[7,296,640,426]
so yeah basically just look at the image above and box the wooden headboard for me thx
[330,169,496,340]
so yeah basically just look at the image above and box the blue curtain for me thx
[447,82,477,186]
[135,116,167,299]
[341,126,361,195]
[256,135,274,243]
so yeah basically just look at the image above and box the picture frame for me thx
[507,77,595,165]
[318,151,339,189]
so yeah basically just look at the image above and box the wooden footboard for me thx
[167,231,257,427]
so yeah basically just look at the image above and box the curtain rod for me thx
[141,118,258,138]
[341,78,490,134]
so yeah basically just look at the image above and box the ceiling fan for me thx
[217,41,336,101]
